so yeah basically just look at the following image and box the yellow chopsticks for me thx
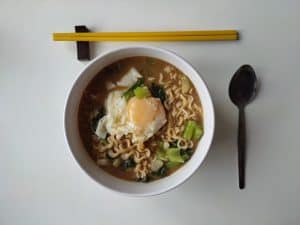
[53,30,238,42]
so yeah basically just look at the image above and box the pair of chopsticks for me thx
[53,30,238,42]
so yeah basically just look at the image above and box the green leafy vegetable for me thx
[134,86,151,98]
[183,120,203,141]
[122,157,136,169]
[123,91,135,101]
[183,120,197,140]
[193,126,203,140]
[166,148,184,163]
[166,161,182,169]
[180,148,193,161]
[156,165,168,177]
[186,148,194,156]
[156,142,168,161]
[158,165,167,176]
[169,141,178,148]
[156,149,168,161]
[150,83,166,102]
[158,141,164,150]
[181,152,190,161]
[123,78,144,101]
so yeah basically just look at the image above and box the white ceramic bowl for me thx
[65,46,215,196]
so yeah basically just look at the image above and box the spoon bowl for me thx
[229,65,257,108]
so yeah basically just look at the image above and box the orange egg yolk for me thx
[127,97,166,130]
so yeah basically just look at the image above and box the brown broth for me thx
[78,56,202,182]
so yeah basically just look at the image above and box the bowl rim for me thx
[64,45,215,196]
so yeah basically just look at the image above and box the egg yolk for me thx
[127,97,166,130]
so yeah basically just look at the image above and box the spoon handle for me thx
[238,107,246,189]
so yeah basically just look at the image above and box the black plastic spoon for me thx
[229,65,257,189]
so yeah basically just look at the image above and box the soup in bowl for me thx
[65,46,214,196]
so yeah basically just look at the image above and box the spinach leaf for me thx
[122,78,144,101]
[150,83,166,102]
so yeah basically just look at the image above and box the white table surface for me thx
[1,0,300,224]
